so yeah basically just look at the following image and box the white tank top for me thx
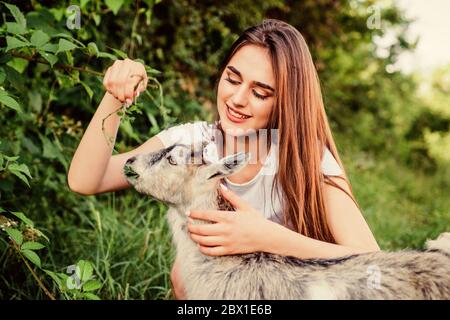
[156,121,343,230]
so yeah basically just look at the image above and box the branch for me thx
[13,242,56,300]
[9,51,104,77]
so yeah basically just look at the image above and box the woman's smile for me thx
[225,103,252,123]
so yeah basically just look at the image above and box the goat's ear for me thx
[203,152,250,180]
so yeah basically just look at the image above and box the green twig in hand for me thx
[101,75,145,152]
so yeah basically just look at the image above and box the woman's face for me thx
[217,45,276,135]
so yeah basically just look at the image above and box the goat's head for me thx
[123,143,250,206]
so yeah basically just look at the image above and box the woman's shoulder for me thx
[155,120,214,147]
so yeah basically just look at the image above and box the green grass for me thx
[1,192,175,300]
[58,193,176,300]
[1,145,449,300]
[341,144,450,251]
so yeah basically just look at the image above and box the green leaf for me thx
[81,292,101,300]
[97,51,117,60]
[76,260,93,283]
[6,36,30,52]
[82,279,101,291]
[0,68,6,85]
[33,228,50,243]
[3,65,26,92]
[145,66,161,75]
[41,43,59,53]
[8,169,30,187]
[56,38,78,54]
[105,0,125,15]
[80,81,93,100]
[10,211,34,227]
[6,57,29,74]
[40,135,58,159]
[30,30,50,48]
[8,163,32,178]
[21,249,41,268]
[145,9,152,25]
[52,33,85,47]
[38,51,58,67]
[5,4,26,28]
[5,228,23,245]
[111,48,128,59]
[3,154,20,161]
[65,51,74,65]
[21,241,45,251]
[0,93,22,112]
[49,8,65,22]
[87,42,99,57]
[92,13,101,26]
[43,269,64,289]
[6,22,27,35]
[80,0,91,9]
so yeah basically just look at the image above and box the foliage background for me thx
[0,0,449,299]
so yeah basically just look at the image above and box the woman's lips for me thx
[225,104,252,123]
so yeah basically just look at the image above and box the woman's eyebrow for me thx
[227,65,275,92]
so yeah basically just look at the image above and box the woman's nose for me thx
[231,85,249,106]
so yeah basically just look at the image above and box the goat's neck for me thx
[176,184,234,216]
[168,185,234,262]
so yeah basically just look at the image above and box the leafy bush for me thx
[1,0,448,299]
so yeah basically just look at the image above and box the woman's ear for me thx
[201,152,250,180]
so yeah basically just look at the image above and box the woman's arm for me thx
[188,179,380,259]
[261,176,380,259]
[67,59,153,195]
[67,91,123,195]
[262,222,379,259]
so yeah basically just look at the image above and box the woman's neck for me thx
[222,131,269,165]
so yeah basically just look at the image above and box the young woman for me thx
[68,19,380,300]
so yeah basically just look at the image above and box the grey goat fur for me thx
[124,144,450,300]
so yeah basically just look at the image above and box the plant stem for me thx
[9,52,104,77]
[128,0,142,58]
[18,250,56,300]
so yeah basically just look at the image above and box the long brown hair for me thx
[214,19,360,243]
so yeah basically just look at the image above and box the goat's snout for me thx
[126,157,136,165]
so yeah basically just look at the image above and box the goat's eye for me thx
[167,155,177,165]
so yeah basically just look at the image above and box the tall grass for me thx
[1,143,449,299]
[339,140,450,251]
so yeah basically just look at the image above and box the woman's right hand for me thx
[102,58,148,106]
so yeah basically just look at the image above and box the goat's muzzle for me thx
[124,157,139,179]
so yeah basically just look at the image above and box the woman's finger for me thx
[198,245,228,256]
[219,183,252,211]
[187,209,232,223]
[109,60,122,101]
[187,221,227,236]
[190,234,225,247]
[124,81,136,105]
[102,66,112,93]
[117,62,132,103]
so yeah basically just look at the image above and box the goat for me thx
[123,143,450,299]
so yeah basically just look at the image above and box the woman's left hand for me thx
[187,184,272,256]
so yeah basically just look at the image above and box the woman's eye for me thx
[167,155,177,165]
[225,76,239,85]
[252,90,269,100]
[225,76,270,101]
